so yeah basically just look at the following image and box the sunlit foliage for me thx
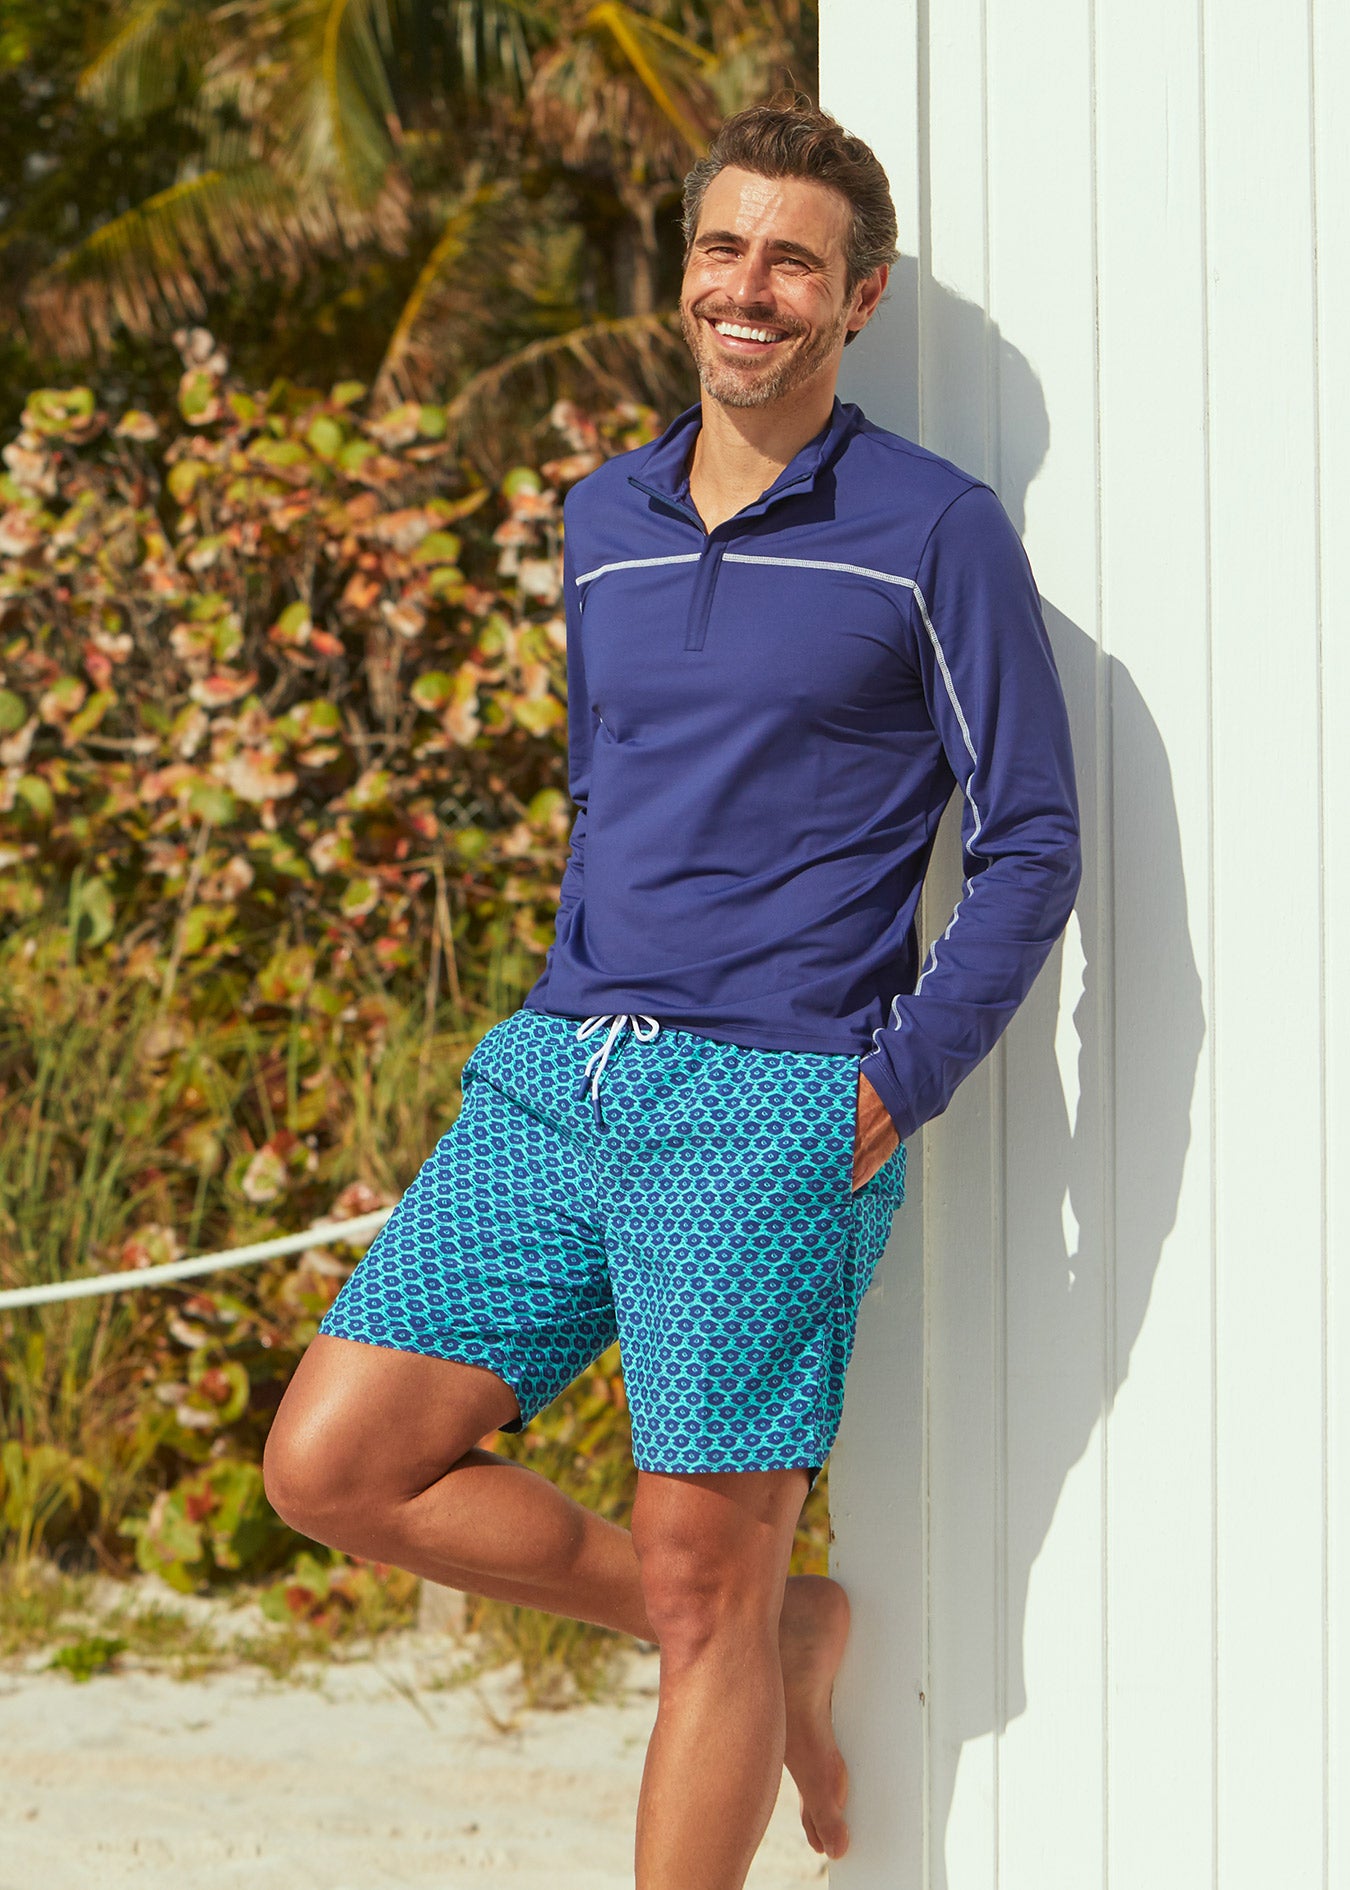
[1,2,817,427]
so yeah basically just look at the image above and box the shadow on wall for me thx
[834,257,1205,1886]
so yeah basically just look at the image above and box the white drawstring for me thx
[575,1013,661,1127]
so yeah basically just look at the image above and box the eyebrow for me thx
[694,229,829,269]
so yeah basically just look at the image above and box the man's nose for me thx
[723,246,775,306]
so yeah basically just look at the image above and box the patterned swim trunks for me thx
[318,1008,907,1477]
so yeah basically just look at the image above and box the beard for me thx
[678,296,852,408]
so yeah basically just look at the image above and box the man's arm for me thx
[858,483,1083,1144]
[554,520,593,934]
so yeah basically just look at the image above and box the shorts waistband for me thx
[573,1013,662,1129]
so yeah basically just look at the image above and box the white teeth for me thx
[713,321,782,343]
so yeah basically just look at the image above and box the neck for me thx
[687,374,839,526]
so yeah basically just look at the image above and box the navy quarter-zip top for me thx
[521,397,1083,1144]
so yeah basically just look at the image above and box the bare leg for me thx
[631,1467,813,1890]
[264,1336,851,1857]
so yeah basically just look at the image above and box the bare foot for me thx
[779,1574,852,1858]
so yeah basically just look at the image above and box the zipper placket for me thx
[626,469,817,656]
[684,536,728,651]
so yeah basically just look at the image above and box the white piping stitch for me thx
[859,575,985,1064]
[569,542,985,1074]
[576,554,701,586]
[722,552,915,587]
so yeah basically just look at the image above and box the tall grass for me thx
[0,926,528,1563]
[0,925,829,1690]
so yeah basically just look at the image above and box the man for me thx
[265,102,1081,1890]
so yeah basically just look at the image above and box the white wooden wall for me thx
[821,4,1347,1886]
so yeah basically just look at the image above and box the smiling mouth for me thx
[707,317,789,348]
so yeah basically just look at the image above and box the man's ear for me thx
[847,263,889,337]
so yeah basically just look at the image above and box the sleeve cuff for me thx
[858,1056,921,1144]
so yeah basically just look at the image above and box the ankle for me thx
[778,1575,850,1679]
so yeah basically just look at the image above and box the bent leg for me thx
[265,1335,852,1862]
[264,1027,644,1629]
[264,1334,650,1637]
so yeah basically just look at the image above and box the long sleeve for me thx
[858,483,1083,1142]
[554,519,591,933]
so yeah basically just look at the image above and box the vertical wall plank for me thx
[982,5,1107,1887]
[821,10,922,442]
[821,20,929,1889]
[1091,3,1218,1887]
[912,8,1005,1887]
[1312,6,1348,1888]
[924,0,994,476]
[1202,5,1327,1884]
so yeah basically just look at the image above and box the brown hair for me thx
[681,98,899,298]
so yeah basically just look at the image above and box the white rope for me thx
[0,1209,393,1312]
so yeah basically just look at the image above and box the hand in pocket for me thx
[850,1068,901,1193]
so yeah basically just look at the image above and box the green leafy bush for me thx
[260,1550,417,1636]
[120,1459,295,1592]
[1,1439,101,1572]
[0,334,655,1021]
[0,350,657,1580]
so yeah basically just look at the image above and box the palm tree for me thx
[26,0,538,357]
[527,4,719,319]
[17,0,815,450]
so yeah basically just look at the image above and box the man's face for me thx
[679,166,882,409]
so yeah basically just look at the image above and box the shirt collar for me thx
[628,395,862,521]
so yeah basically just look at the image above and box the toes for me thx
[818,1817,850,1861]
[796,1775,848,1860]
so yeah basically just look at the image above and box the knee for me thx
[261,1424,355,1546]
[257,1421,383,1549]
[636,1534,765,1663]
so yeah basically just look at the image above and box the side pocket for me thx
[839,1052,863,1196]
[885,1138,908,1206]
[852,1058,908,1203]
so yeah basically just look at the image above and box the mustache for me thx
[688,299,805,336]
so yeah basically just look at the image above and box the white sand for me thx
[0,1628,827,1888]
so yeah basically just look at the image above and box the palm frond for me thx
[23,163,343,358]
[639,1,818,116]
[528,37,707,188]
[76,0,204,120]
[371,179,584,407]
[372,174,506,406]
[443,312,695,473]
[275,0,402,211]
[583,2,713,154]
[447,0,544,100]
[607,6,716,72]
[697,0,818,115]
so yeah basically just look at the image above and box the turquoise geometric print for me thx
[319,1008,906,1475]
